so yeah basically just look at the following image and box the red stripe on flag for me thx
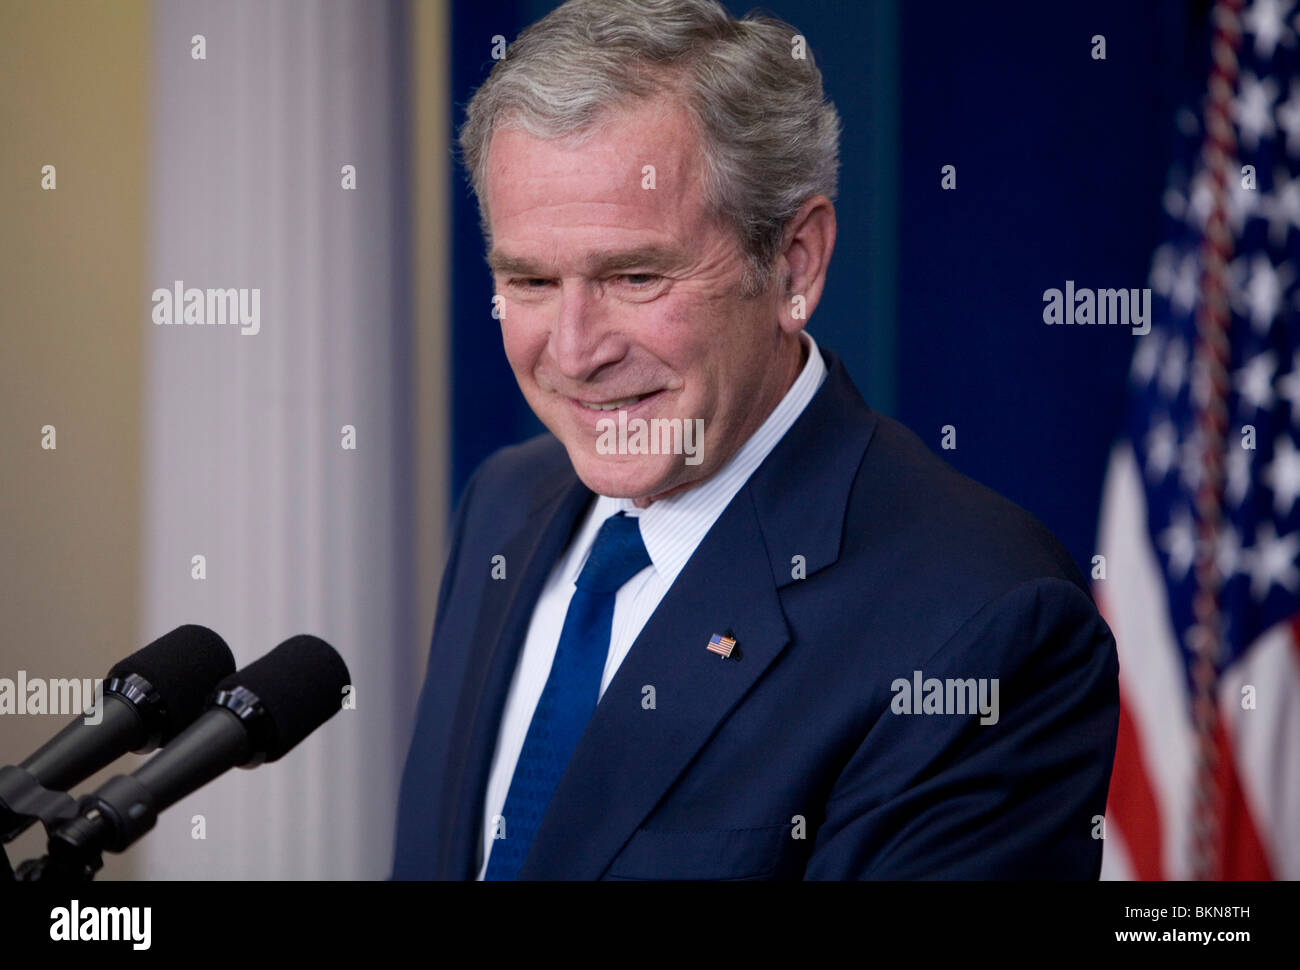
[1108,689,1165,880]
[1214,716,1274,879]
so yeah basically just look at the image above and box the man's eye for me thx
[508,278,553,289]
[617,274,659,287]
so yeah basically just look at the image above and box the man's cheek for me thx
[499,315,542,373]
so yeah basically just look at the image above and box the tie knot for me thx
[576,512,651,593]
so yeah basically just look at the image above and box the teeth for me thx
[580,395,645,411]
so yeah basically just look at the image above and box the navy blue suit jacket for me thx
[392,348,1119,879]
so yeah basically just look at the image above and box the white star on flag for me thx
[1159,506,1197,580]
[1170,252,1200,315]
[1276,77,1300,153]
[1235,350,1279,411]
[1243,0,1297,59]
[1263,168,1300,245]
[1236,72,1281,150]
[1131,328,1165,385]
[1277,352,1300,416]
[1159,336,1188,398]
[1232,253,1290,333]
[1227,441,1254,505]
[1145,418,1179,480]
[1244,520,1300,598]
[1264,434,1300,514]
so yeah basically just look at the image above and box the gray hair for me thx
[459,0,841,297]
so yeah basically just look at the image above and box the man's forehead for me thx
[490,97,698,168]
[484,102,703,213]
[483,102,711,274]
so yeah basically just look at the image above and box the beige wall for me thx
[0,0,149,879]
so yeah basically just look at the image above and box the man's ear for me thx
[774,195,837,334]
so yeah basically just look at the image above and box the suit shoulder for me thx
[455,432,575,533]
[466,431,571,497]
[847,413,1090,601]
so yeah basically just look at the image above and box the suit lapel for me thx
[438,473,593,878]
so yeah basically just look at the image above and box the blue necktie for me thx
[484,511,651,880]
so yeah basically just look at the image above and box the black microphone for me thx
[49,635,350,859]
[0,625,235,841]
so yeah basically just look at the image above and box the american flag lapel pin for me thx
[707,631,737,659]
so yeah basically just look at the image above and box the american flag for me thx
[706,632,737,658]
[1097,0,1300,880]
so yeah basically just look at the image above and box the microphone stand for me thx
[0,763,100,882]
[12,847,101,883]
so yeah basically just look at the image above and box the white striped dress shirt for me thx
[476,331,828,878]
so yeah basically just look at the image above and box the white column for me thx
[142,0,421,878]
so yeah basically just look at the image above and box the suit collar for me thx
[746,347,878,588]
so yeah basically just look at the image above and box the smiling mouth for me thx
[575,392,657,411]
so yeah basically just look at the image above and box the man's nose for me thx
[549,279,622,379]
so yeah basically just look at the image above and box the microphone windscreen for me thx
[107,624,236,742]
[215,635,351,761]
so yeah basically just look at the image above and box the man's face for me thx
[483,98,797,504]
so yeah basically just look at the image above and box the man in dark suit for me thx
[393,0,1119,879]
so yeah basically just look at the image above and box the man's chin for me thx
[566,452,688,504]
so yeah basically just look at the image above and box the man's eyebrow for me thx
[485,251,541,275]
[485,246,684,277]
[587,246,683,273]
